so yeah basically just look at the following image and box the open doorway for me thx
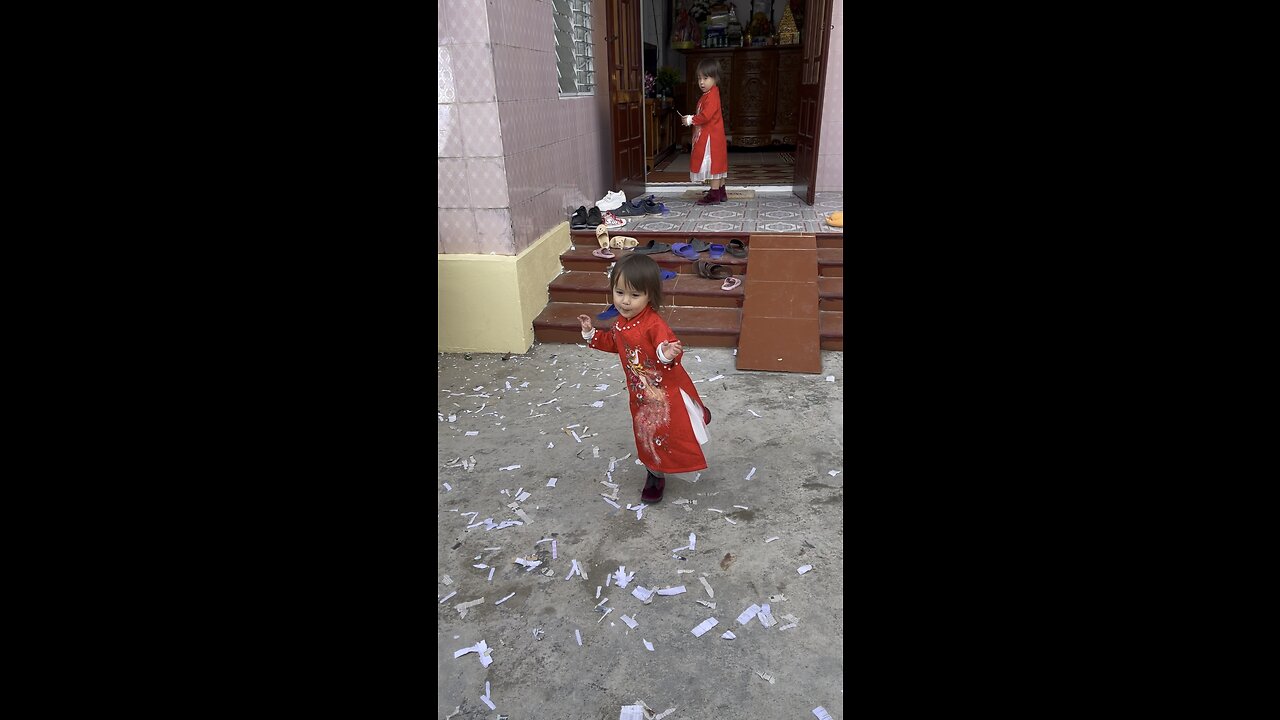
[642,0,804,188]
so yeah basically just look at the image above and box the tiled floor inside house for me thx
[600,191,844,234]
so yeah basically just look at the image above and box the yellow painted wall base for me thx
[438,223,571,353]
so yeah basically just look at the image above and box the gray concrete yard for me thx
[438,343,845,720]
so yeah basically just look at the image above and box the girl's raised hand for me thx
[577,314,593,333]
[660,339,683,360]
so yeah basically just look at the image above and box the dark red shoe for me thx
[696,190,720,206]
[641,472,665,503]
[703,405,712,425]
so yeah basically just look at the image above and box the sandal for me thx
[726,239,747,258]
[611,236,639,249]
[660,269,677,280]
[721,276,742,291]
[688,238,710,253]
[671,243,699,260]
[694,260,732,280]
[633,239,672,255]
[592,247,616,259]
[596,225,610,249]
[709,243,725,260]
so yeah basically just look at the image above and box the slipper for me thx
[688,238,710,253]
[633,239,672,255]
[721,276,742,291]
[709,243,725,259]
[660,269,677,280]
[826,211,844,228]
[596,225,610,249]
[726,239,747,258]
[671,243,699,260]
[597,305,619,321]
[611,236,639,249]
[694,260,732,280]
[593,247,616,259]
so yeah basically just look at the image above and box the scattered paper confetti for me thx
[745,467,757,481]
[500,465,521,471]
[691,617,719,637]
[575,629,582,646]
[495,592,515,605]
[798,565,813,574]
[813,708,834,720]
[747,409,761,417]
[643,639,654,651]
[439,591,457,604]
[465,431,479,436]
[721,630,736,639]
[443,483,452,491]
[622,614,639,629]
[828,470,841,477]
[547,477,558,487]
[708,374,725,381]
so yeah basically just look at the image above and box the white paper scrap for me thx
[797,564,813,574]
[691,617,719,637]
[814,708,834,720]
[439,591,457,604]
[622,614,639,629]
[643,639,654,651]
[591,401,605,408]
[654,709,677,720]
[575,629,582,646]
[708,374,725,381]
[443,482,453,491]
[465,431,479,436]
[631,586,654,603]
[547,477,558,487]
[473,564,489,569]
[737,603,762,625]
[613,566,635,588]
[828,470,841,477]
[453,639,493,667]
[441,574,453,585]
[689,532,696,550]
[516,491,531,502]
[756,670,777,685]
[596,586,602,599]
[514,558,542,570]
[725,518,737,525]
[552,539,557,559]
[765,537,780,543]
[603,497,621,509]
[745,467,757,481]
[734,505,749,510]
[620,705,644,720]
[656,586,686,596]
[487,567,495,582]
[721,630,736,639]
[699,576,715,598]
[758,604,778,628]
[500,465,521,471]
[495,592,515,605]
[747,409,761,417]
[697,600,717,609]
[480,695,495,710]
[779,622,798,631]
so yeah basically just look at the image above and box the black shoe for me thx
[569,206,589,229]
[613,201,646,217]
[586,206,604,227]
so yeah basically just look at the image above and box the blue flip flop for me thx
[660,269,677,280]
[671,243,699,260]
[597,305,619,320]
[709,243,725,259]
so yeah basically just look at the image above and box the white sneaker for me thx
[595,190,627,212]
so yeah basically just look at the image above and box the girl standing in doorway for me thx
[685,58,728,205]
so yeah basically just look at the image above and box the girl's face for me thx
[697,73,716,93]
[612,277,650,319]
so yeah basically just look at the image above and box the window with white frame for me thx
[553,0,594,96]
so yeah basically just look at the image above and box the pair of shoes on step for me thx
[596,190,627,212]
[570,206,603,229]
[696,187,728,205]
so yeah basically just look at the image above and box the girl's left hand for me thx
[660,340,683,360]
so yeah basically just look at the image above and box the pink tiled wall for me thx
[437,0,610,256]
[816,0,843,192]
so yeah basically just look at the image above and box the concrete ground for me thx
[438,343,844,720]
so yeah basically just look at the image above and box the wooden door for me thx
[606,0,644,197]
[793,0,834,205]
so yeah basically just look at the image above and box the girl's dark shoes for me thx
[641,472,665,503]
[696,189,720,206]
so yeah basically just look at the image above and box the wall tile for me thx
[819,120,844,156]
[461,102,503,157]
[438,208,477,252]
[438,104,465,157]
[451,0,491,43]
[492,45,518,102]
[437,47,458,103]
[467,156,510,207]
[439,158,471,207]
[454,44,497,103]
[474,209,515,255]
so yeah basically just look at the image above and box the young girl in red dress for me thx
[577,254,712,502]
[684,58,729,205]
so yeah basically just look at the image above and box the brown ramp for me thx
[735,234,822,373]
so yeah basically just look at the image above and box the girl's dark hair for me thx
[609,254,663,309]
[696,58,721,86]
